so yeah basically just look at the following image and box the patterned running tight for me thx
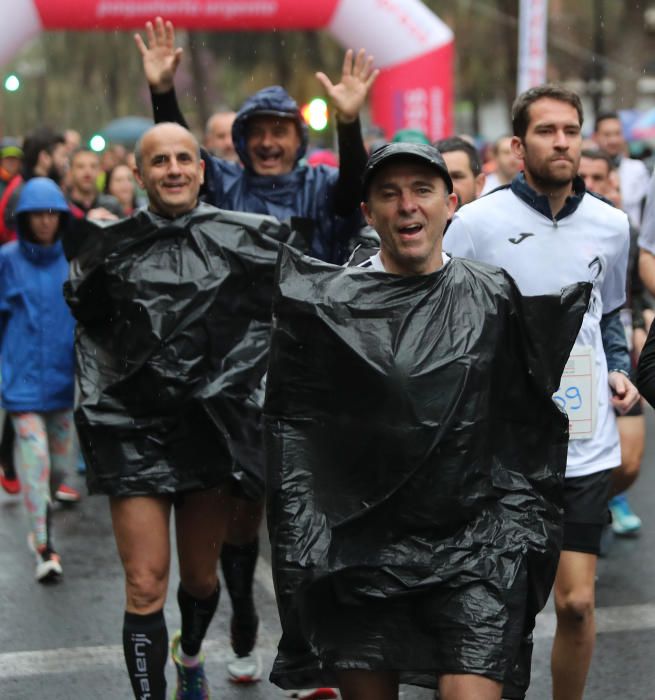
[11,411,74,548]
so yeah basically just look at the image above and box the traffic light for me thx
[301,98,329,131]
[89,134,106,152]
[4,75,20,92]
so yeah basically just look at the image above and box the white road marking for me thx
[2,556,654,679]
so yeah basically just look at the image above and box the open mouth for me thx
[256,150,283,166]
[397,223,423,236]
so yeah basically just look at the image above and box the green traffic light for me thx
[89,134,106,152]
[4,75,20,92]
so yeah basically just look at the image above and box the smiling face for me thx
[134,124,204,219]
[361,159,457,276]
[512,97,582,191]
[245,115,301,176]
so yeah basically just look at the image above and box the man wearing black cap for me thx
[265,142,590,700]
[357,142,456,274]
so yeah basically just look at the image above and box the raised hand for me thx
[315,49,379,124]
[134,17,183,94]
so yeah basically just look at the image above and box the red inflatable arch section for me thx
[6,0,453,139]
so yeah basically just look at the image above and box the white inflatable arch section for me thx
[2,0,453,139]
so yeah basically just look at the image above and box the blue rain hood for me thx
[15,177,70,263]
[232,86,308,171]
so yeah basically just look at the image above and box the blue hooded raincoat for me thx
[0,177,75,412]
[200,86,362,263]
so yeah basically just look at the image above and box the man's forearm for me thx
[600,308,631,375]
[333,117,367,216]
[150,87,189,128]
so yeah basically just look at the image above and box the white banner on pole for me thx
[517,0,549,94]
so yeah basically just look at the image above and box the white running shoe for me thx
[28,532,63,583]
[227,651,262,683]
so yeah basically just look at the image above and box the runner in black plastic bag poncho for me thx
[265,143,592,700]
[64,123,307,699]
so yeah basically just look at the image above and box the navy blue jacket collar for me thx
[510,172,586,221]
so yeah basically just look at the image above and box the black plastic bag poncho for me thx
[265,247,591,697]
[65,203,303,498]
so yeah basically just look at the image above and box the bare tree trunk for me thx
[608,3,646,108]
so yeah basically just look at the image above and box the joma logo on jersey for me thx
[508,233,534,245]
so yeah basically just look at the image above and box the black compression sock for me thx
[220,538,259,615]
[122,609,168,700]
[177,583,220,657]
[220,538,259,655]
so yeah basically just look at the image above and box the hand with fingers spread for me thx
[315,49,379,125]
[134,17,183,94]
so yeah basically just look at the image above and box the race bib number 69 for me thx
[553,345,597,440]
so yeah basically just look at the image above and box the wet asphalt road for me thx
[2,409,655,699]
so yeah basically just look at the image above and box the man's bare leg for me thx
[111,495,172,613]
[176,487,229,597]
[111,495,173,699]
[439,673,502,700]
[612,414,645,495]
[551,550,597,700]
[337,670,398,700]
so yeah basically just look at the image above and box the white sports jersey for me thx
[444,182,629,478]
[358,250,450,272]
[618,156,650,228]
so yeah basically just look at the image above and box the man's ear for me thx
[511,136,524,161]
[446,192,458,219]
[361,201,373,227]
[199,158,205,185]
[133,166,145,189]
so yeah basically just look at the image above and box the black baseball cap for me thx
[362,142,453,200]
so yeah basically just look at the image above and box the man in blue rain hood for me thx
[136,17,378,264]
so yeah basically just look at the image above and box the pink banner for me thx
[34,0,338,30]
[371,44,453,140]
[8,0,454,140]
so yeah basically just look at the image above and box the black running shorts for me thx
[562,469,612,555]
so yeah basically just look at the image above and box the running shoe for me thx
[171,631,210,699]
[609,494,641,536]
[227,606,260,682]
[286,690,338,699]
[0,470,20,495]
[227,651,262,683]
[54,484,81,503]
[28,532,63,583]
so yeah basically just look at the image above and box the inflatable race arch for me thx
[5,0,453,139]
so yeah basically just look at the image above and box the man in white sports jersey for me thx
[444,85,639,700]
